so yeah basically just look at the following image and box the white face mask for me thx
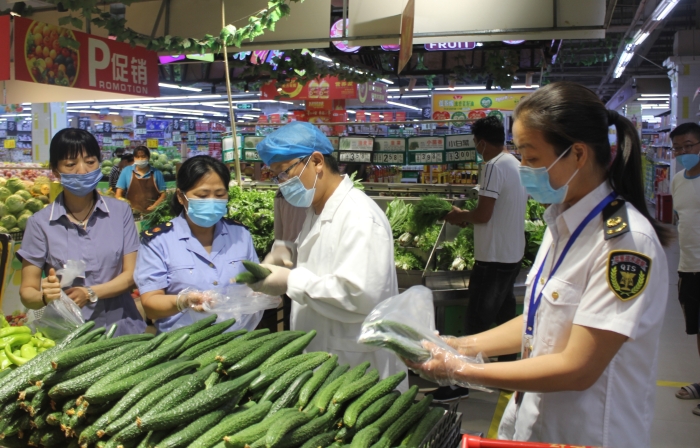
[134,160,149,167]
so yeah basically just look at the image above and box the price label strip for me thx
[407,136,445,152]
[339,152,372,163]
[339,137,374,152]
[373,152,405,165]
[408,151,444,165]
[445,149,477,162]
[243,150,261,162]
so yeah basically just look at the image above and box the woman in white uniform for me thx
[407,82,671,448]
[250,122,407,387]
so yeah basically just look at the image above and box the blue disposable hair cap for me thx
[256,122,334,166]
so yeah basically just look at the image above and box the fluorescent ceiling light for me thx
[146,114,154,117]
[21,102,30,106]
[614,50,635,78]
[159,83,202,92]
[511,84,540,89]
[652,0,679,21]
[632,31,650,47]
[312,53,333,63]
[387,101,421,111]
[388,95,431,99]
[379,79,394,85]
[434,86,487,91]
[346,110,356,114]
[641,94,669,97]
[164,115,174,118]
[108,112,120,115]
[387,88,431,92]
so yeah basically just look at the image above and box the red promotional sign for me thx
[370,112,381,123]
[269,114,281,124]
[0,16,10,81]
[356,111,366,122]
[305,99,334,111]
[383,112,394,122]
[261,76,357,100]
[396,111,406,122]
[14,18,159,97]
[292,110,308,122]
[331,110,347,136]
[258,115,269,124]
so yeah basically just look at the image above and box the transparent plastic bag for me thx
[358,285,491,391]
[169,284,282,332]
[30,260,86,341]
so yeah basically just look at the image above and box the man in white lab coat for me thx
[252,122,407,385]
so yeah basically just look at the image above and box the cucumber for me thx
[335,426,354,443]
[41,341,147,387]
[138,369,258,431]
[264,410,313,448]
[315,362,370,413]
[223,409,298,448]
[256,352,330,399]
[235,271,258,284]
[154,408,227,448]
[178,329,247,360]
[297,355,338,409]
[50,333,154,370]
[354,392,400,430]
[39,428,65,446]
[226,332,306,376]
[362,386,418,434]
[28,387,48,417]
[205,370,221,389]
[373,395,433,448]
[189,401,272,448]
[300,431,337,448]
[349,427,381,448]
[268,370,314,416]
[332,369,379,405]
[174,317,238,356]
[164,314,217,343]
[343,372,406,427]
[360,321,431,363]
[104,323,119,340]
[83,358,193,405]
[138,430,170,448]
[193,329,267,367]
[17,384,41,401]
[78,326,108,344]
[405,407,444,448]
[87,333,185,393]
[258,330,317,371]
[0,369,11,381]
[215,333,283,368]
[48,336,164,399]
[234,328,271,342]
[303,365,350,413]
[0,321,95,404]
[276,412,335,448]
[242,260,271,280]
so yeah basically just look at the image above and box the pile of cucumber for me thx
[0,317,445,448]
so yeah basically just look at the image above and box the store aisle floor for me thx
[414,236,700,446]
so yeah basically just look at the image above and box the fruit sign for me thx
[431,93,531,123]
[13,17,159,97]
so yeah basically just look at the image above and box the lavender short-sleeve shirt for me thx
[17,193,146,336]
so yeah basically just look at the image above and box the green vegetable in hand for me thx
[412,196,452,233]
[238,261,271,282]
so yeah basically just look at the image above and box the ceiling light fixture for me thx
[379,79,394,85]
[653,0,680,21]
[159,83,203,92]
[387,101,421,111]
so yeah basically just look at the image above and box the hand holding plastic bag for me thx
[30,260,86,340]
[358,285,490,391]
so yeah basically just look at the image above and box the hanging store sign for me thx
[431,93,530,122]
[330,19,361,53]
[357,82,388,104]
[14,18,159,97]
[261,77,357,100]
[424,42,476,51]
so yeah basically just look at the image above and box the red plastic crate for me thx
[461,435,600,448]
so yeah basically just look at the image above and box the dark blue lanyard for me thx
[525,192,618,336]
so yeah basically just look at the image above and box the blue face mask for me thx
[518,146,579,204]
[279,158,317,208]
[677,154,700,171]
[185,197,228,228]
[60,167,103,197]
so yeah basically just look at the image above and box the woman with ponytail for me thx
[407,82,669,448]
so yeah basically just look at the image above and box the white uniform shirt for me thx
[286,176,408,387]
[475,152,528,263]
[498,182,668,448]
[671,171,700,272]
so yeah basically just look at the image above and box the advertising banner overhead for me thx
[431,92,531,122]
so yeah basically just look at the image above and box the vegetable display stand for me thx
[461,435,600,448]
[419,401,462,448]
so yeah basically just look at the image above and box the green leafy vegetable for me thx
[411,195,452,233]
[394,248,424,271]
[385,199,415,238]
[141,190,176,231]
[414,224,442,252]
[527,199,546,221]
[523,220,546,267]
[438,226,475,271]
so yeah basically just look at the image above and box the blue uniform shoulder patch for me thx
[140,221,174,242]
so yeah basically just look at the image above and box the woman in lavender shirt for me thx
[17,129,146,336]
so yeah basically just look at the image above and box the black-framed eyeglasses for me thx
[271,157,307,184]
[672,141,700,155]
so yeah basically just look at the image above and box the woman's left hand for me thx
[403,341,473,386]
[65,287,90,308]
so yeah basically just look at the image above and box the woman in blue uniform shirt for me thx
[134,156,263,333]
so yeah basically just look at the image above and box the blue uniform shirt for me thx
[134,214,263,333]
[116,165,166,192]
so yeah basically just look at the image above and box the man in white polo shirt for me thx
[670,122,700,415]
[437,116,527,402]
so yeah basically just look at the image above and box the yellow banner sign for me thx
[431,92,531,122]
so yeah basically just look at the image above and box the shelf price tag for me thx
[327,136,340,151]
[146,138,159,148]
[123,140,130,147]
[339,151,372,163]
[135,128,147,136]
[408,151,444,165]
[243,150,262,162]
[445,149,476,162]
[407,136,445,152]
[3,139,16,149]
[445,134,475,150]
[373,152,405,165]
[339,137,374,152]
[374,138,406,152]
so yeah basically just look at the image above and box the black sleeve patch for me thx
[140,221,174,242]
[602,198,630,240]
[607,250,651,301]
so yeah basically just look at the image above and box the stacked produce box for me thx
[0,318,449,448]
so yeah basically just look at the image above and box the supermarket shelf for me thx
[648,157,672,165]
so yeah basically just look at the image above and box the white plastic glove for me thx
[176,288,214,312]
[262,242,294,268]
[248,264,290,297]
[402,340,488,390]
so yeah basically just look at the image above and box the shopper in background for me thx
[251,122,408,386]
[110,153,134,193]
[669,122,700,415]
[134,156,263,333]
[108,147,126,191]
[436,116,528,402]
[115,146,166,214]
[17,128,145,336]
[407,82,671,448]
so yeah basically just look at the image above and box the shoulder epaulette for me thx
[223,218,248,230]
[140,221,174,242]
[602,198,630,240]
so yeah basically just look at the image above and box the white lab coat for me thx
[286,176,408,388]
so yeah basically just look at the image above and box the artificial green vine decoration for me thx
[449,50,519,90]
[415,54,436,89]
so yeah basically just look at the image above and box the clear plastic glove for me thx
[41,268,62,303]
[403,340,487,389]
[262,242,294,268]
[249,264,290,297]
[176,289,213,312]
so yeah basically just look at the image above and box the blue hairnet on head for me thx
[256,122,334,166]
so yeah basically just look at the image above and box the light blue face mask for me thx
[185,197,228,228]
[677,153,700,171]
[518,145,579,204]
[60,167,103,197]
[279,158,318,208]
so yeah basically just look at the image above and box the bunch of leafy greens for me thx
[226,187,276,258]
[523,220,547,267]
[526,199,546,221]
[412,195,452,233]
[141,190,176,231]
[415,223,442,252]
[385,198,415,238]
[394,247,424,271]
[438,226,475,271]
